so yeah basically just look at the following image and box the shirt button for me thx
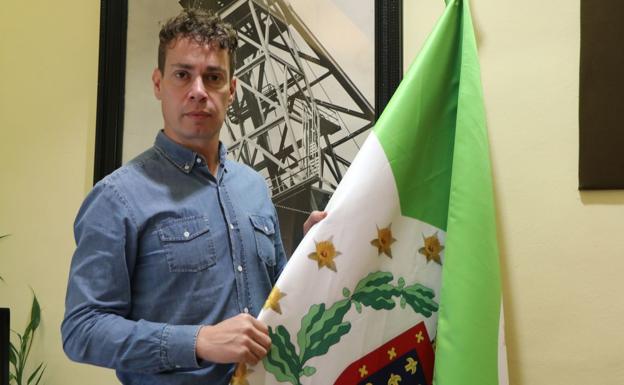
[183,231,190,238]
[237,265,243,272]
[229,223,234,230]
[196,158,201,164]
[184,164,190,170]
[243,307,249,313]
[264,226,268,232]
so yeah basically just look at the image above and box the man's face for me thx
[152,37,236,148]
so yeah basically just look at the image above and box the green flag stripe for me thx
[434,1,502,384]
[373,1,460,231]
[374,0,503,383]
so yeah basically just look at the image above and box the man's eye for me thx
[205,74,225,85]
[174,71,188,79]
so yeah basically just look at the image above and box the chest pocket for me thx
[249,214,276,267]
[158,217,217,272]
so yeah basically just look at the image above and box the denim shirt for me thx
[61,131,287,385]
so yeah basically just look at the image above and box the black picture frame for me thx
[93,0,403,183]
[1,308,9,385]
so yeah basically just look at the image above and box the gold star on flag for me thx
[404,357,418,375]
[388,373,402,385]
[418,232,444,265]
[370,224,397,258]
[387,347,397,360]
[358,365,368,378]
[230,363,252,385]
[308,239,341,272]
[263,287,286,314]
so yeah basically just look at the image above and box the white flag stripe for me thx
[249,133,445,384]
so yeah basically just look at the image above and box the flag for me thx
[236,0,508,384]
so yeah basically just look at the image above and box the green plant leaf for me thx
[33,366,46,385]
[27,362,44,385]
[0,233,9,282]
[401,283,439,317]
[9,343,17,366]
[20,329,30,359]
[354,301,362,313]
[299,299,351,363]
[301,366,316,377]
[9,291,45,385]
[263,326,300,385]
[12,331,23,343]
[12,331,25,382]
[23,293,41,349]
[29,294,41,332]
[342,287,350,297]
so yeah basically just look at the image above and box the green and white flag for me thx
[236,0,507,384]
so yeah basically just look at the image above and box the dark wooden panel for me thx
[579,0,624,189]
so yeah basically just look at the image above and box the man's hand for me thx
[303,210,327,235]
[195,313,271,365]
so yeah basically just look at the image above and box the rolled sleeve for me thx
[160,324,202,370]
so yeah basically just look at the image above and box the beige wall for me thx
[0,1,116,384]
[405,1,624,384]
[1,0,622,384]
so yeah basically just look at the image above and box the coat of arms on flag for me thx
[333,322,434,385]
[260,269,439,385]
[234,0,508,384]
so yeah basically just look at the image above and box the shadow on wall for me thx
[579,190,624,205]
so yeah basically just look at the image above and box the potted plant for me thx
[1,234,46,385]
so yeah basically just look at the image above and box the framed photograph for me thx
[94,0,403,253]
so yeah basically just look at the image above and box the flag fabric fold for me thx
[237,0,508,384]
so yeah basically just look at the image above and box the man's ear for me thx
[228,76,237,105]
[152,68,163,100]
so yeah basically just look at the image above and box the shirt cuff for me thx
[160,324,202,370]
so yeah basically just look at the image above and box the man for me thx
[62,9,324,384]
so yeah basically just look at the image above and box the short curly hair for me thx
[158,8,238,77]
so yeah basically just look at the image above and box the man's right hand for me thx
[195,313,271,365]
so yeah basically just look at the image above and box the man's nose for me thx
[189,76,208,101]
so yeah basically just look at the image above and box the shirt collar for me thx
[154,130,228,174]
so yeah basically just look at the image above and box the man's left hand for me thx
[303,210,327,235]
